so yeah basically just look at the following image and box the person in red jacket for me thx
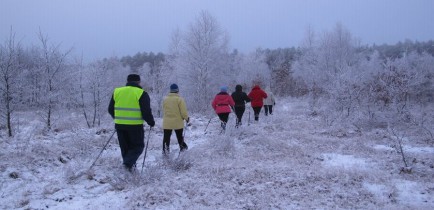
[212,86,235,130]
[248,85,267,121]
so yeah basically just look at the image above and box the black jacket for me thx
[108,82,155,127]
[231,85,251,107]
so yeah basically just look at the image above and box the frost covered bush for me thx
[293,24,434,139]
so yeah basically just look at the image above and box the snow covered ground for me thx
[1,97,433,209]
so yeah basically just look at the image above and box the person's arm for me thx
[247,92,253,101]
[179,98,189,121]
[108,94,115,119]
[228,95,235,111]
[244,93,251,103]
[211,96,217,110]
[228,95,235,107]
[139,92,155,127]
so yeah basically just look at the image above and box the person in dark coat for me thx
[247,85,267,121]
[108,74,155,171]
[231,84,251,127]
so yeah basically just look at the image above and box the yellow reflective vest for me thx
[113,86,144,125]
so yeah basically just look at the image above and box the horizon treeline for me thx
[120,39,434,73]
[1,12,433,143]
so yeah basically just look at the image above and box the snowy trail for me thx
[1,98,433,209]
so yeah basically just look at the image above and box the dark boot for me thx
[180,142,188,152]
[221,122,226,130]
[162,145,170,156]
[123,163,132,172]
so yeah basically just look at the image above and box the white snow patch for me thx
[363,182,389,201]
[373,144,394,151]
[394,179,434,207]
[322,153,370,170]
[405,146,434,154]
[280,104,290,111]
[374,144,434,154]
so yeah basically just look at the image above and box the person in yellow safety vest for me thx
[108,74,155,171]
[162,83,189,156]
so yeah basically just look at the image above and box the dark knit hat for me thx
[170,83,179,93]
[127,74,140,82]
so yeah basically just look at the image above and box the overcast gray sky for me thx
[1,0,434,61]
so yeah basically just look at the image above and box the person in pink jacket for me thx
[212,86,235,130]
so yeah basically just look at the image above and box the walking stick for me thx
[88,130,116,171]
[141,126,152,175]
[183,121,188,137]
[248,109,251,126]
[204,117,212,134]
[178,122,189,158]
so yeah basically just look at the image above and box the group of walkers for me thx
[108,74,275,171]
[212,84,275,130]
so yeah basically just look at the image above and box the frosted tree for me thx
[370,53,430,119]
[0,29,24,137]
[355,50,384,121]
[293,26,322,111]
[169,10,231,113]
[294,23,361,124]
[30,31,72,131]
[22,46,44,108]
[69,56,93,128]
[83,57,127,127]
[228,49,242,84]
[378,52,434,142]
[237,49,270,91]
[264,48,298,96]
[139,59,173,117]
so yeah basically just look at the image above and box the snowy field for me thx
[1,97,433,209]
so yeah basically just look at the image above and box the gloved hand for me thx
[148,121,155,128]
[185,117,192,126]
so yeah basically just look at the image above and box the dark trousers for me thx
[264,105,273,115]
[253,107,262,121]
[163,129,188,154]
[116,125,144,168]
[217,113,230,129]
[234,106,245,126]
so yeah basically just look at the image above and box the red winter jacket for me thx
[248,85,267,107]
[212,92,235,114]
